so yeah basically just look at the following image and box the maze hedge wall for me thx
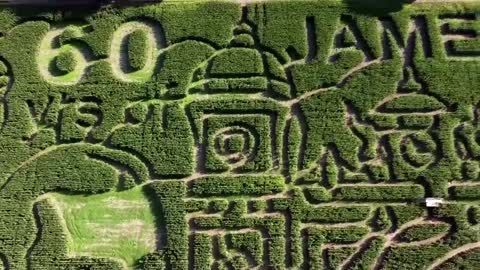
[1,0,480,269]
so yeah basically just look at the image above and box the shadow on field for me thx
[342,0,415,16]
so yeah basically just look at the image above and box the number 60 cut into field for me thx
[38,20,166,84]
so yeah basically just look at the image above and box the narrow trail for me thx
[427,242,480,270]
[380,218,449,249]
[280,59,380,107]
[324,217,453,270]
[371,218,457,270]
[0,144,61,192]
[339,235,379,270]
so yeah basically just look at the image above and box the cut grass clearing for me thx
[51,186,157,268]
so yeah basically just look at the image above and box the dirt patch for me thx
[103,197,148,209]
[87,219,156,248]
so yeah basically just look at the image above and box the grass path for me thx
[109,21,165,82]
[37,26,93,85]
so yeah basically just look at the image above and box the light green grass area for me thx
[51,186,157,267]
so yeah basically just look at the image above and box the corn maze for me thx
[0,0,480,269]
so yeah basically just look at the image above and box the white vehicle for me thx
[425,197,444,207]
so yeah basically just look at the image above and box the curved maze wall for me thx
[0,1,480,269]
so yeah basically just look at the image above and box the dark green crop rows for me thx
[0,0,479,269]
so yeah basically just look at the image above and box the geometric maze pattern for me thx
[0,1,480,269]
